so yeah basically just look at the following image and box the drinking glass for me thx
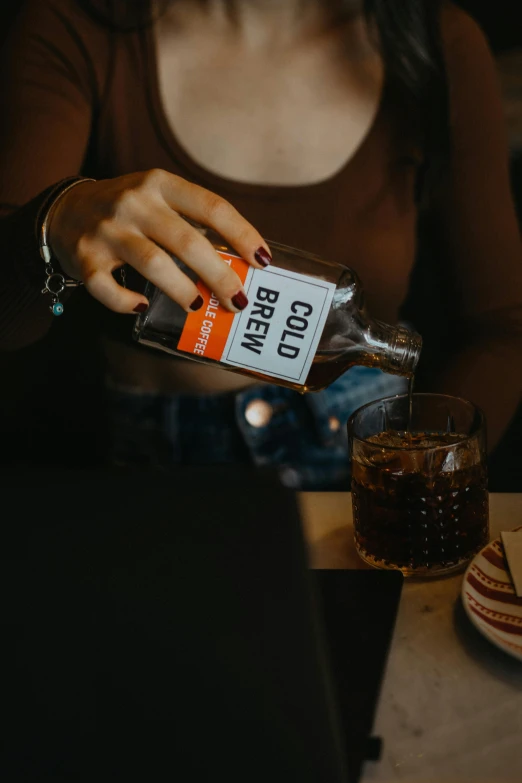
[348,393,489,577]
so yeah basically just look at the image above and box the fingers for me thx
[78,241,149,314]
[137,211,249,312]
[156,174,272,269]
[83,265,149,315]
[114,232,215,313]
[63,170,274,317]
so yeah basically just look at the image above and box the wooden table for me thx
[299,493,522,783]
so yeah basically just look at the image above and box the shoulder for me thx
[440,2,488,43]
[439,3,497,81]
[4,1,114,60]
[3,1,113,102]
[438,3,504,141]
[10,0,107,37]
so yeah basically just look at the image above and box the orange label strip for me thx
[177,252,250,361]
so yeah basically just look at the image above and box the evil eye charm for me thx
[51,302,64,316]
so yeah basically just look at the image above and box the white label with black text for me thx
[221,265,336,384]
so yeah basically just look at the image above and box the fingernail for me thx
[231,291,248,311]
[190,295,204,311]
[254,247,272,267]
[133,303,148,314]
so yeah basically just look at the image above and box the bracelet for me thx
[36,176,96,316]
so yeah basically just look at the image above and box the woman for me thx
[1,0,521,487]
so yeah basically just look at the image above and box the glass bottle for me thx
[133,227,422,392]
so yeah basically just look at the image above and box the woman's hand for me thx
[48,169,272,314]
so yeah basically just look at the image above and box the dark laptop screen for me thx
[2,468,400,782]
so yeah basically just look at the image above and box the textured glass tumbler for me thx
[349,393,489,577]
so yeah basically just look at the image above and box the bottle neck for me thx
[363,321,422,377]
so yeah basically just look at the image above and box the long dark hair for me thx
[78,0,449,201]
[363,0,449,202]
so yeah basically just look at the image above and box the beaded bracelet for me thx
[36,176,96,316]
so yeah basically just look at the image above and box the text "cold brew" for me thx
[241,286,313,360]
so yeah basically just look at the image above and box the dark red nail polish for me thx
[190,295,204,311]
[232,291,248,311]
[133,303,148,313]
[254,247,272,267]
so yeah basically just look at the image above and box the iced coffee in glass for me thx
[349,393,489,577]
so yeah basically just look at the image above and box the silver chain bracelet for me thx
[37,177,96,316]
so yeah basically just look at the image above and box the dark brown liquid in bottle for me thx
[304,354,363,392]
[215,346,418,395]
[226,353,350,393]
[303,352,396,393]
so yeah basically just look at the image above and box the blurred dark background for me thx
[1,1,521,488]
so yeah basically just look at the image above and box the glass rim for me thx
[348,392,486,452]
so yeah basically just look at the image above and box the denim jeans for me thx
[105,367,407,490]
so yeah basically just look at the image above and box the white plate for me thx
[462,526,522,661]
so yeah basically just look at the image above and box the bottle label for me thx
[177,252,336,385]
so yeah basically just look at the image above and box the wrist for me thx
[35,177,96,315]
[36,176,95,269]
